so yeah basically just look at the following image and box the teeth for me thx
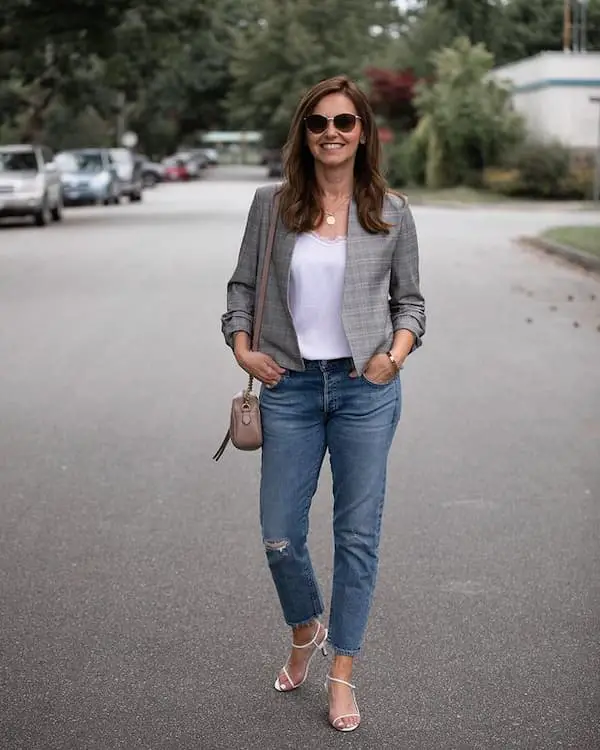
[322,144,343,149]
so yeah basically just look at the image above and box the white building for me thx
[491,52,600,150]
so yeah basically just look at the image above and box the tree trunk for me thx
[19,86,56,143]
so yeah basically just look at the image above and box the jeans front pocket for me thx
[361,372,398,389]
[261,370,290,394]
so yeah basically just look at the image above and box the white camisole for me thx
[288,232,352,360]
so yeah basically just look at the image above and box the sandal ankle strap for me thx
[292,621,324,649]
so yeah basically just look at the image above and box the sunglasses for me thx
[304,113,362,134]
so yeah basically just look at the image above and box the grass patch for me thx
[542,226,600,257]
[401,186,512,204]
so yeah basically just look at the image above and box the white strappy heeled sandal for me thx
[274,621,328,692]
[325,675,361,732]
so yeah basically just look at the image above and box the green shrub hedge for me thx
[483,140,593,200]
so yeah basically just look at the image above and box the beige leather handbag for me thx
[213,195,280,461]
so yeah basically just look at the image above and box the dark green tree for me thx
[0,0,143,141]
[409,0,600,65]
[227,0,401,148]
[412,37,524,187]
[0,0,244,150]
[377,4,460,79]
[498,0,600,63]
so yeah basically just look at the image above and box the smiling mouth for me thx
[321,143,344,150]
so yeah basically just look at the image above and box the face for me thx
[305,92,363,168]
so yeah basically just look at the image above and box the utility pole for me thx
[115,92,126,147]
[581,0,589,52]
[572,0,590,52]
[563,0,572,52]
[591,97,600,204]
[572,0,581,51]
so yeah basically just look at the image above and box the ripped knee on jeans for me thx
[264,538,290,553]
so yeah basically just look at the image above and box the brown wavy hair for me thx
[278,76,391,235]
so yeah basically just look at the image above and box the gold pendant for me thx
[326,214,336,225]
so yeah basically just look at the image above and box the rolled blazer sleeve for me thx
[389,204,426,350]
[221,189,263,349]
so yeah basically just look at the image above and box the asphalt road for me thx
[1,167,599,750]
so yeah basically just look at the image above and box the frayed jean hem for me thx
[285,611,323,629]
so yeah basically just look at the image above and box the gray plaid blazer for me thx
[221,184,425,375]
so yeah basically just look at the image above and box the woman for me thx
[221,76,425,732]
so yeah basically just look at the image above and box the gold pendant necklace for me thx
[323,195,350,227]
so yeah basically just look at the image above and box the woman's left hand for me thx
[350,353,398,384]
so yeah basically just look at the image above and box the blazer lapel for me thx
[273,217,296,302]
[343,199,367,318]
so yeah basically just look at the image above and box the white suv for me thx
[0,144,63,226]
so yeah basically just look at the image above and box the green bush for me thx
[384,140,412,188]
[413,37,526,189]
[383,131,429,188]
[505,140,571,198]
[486,142,593,200]
[561,166,595,200]
[482,167,521,194]
[406,126,427,186]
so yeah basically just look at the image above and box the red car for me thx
[162,157,190,181]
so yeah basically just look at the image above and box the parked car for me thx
[267,157,283,178]
[172,151,207,178]
[108,148,143,201]
[138,156,165,188]
[55,149,121,206]
[261,148,280,166]
[0,144,62,226]
[162,156,192,181]
[200,147,219,166]
[188,149,210,171]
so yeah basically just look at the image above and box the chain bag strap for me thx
[212,193,281,461]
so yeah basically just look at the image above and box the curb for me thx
[520,235,600,273]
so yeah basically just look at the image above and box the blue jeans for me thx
[259,358,401,656]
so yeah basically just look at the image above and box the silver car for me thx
[0,144,63,226]
[56,149,121,206]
